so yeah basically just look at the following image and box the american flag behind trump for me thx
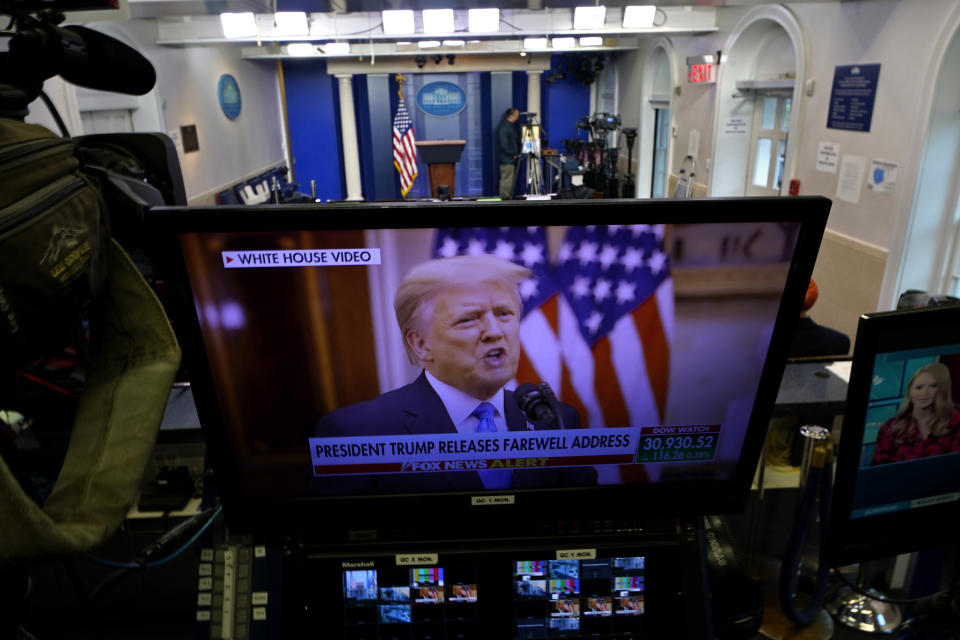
[392,91,418,197]
[433,225,674,434]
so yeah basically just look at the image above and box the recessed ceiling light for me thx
[468,8,499,33]
[443,39,466,47]
[622,5,656,28]
[220,12,257,38]
[274,12,308,36]
[574,6,607,30]
[524,37,548,50]
[423,9,454,35]
[286,42,316,56]
[418,40,442,49]
[382,10,415,35]
[579,36,603,47]
[552,37,576,49]
[323,42,350,55]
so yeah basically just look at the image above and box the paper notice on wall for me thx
[168,129,184,156]
[867,159,898,195]
[816,142,840,173]
[723,117,749,134]
[836,154,866,204]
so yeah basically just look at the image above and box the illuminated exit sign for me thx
[686,55,717,84]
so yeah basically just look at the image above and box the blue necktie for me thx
[473,402,498,432]
[471,402,511,489]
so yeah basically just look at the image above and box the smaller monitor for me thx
[827,304,960,566]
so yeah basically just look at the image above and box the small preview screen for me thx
[343,566,478,640]
[513,556,645,638]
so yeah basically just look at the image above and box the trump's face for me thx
[407,281,521,400]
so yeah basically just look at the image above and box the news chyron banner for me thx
[308,426,721,476]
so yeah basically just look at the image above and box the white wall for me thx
[617,0,960,312]
[84,19,287,202]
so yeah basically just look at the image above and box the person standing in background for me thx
[497,107,521,198]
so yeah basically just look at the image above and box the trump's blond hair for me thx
[394,254,531,364]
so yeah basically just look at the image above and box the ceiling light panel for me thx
[382,10,415,35]
[579,36,603,47]
[323,42,350,55]
[468,8,499,33]
[422,9,454,35]
[418,40,441,49]
[286,43,316,56]
[220,12,257,38]
[274,12,308,36]
[552,37,576,49]
[524,37,548,50]
[622,5,656,28]
[573,6,607,30]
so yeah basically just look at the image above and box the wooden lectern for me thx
[415,140,465,198]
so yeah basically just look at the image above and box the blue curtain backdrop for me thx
[402,72,484,199]
[282,59,343,201]
[542,54,592,152]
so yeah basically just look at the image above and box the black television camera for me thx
[1,2,186,320]
[565,112,625,198]
[590,112,621,131]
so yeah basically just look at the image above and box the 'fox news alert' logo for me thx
[401,458,548,472]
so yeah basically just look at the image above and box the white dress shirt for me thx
[423,370,508,434]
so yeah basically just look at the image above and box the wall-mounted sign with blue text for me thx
[827,63,880,132]
[218,74,242,120]
[416,82,466,117]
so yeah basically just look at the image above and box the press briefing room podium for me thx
[415,139,465,198]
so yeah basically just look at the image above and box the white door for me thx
[80,109,135,135]
[745,93,791,196]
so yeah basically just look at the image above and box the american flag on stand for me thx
[434,225,674,474]
[392,91,418,197]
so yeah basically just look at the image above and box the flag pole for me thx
[393,72,418,199]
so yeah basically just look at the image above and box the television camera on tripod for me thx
[562,112,636,199]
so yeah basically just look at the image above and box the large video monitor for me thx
[148,198,828,543]
[827,304,960,565]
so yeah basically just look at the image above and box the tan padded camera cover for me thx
[1,240,181,563]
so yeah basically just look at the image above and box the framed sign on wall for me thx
[218,74,242,120]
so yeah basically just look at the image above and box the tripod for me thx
[621,128,637,198]
[517,114,545,196]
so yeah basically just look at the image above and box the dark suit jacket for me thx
[496,116,520,165]
[312,371,596,493]
[789,316,851,358]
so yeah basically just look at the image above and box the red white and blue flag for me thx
[434,225,674,434]
[393,94,418,197]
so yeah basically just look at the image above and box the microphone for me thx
[60,26,157,95]
[514,382,566,429]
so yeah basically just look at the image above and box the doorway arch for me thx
[710,5,807,197]
[890,6,960,304]
[637,38,678,198]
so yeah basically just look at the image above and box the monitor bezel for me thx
[827,304,960,566]
[146,197,829,545]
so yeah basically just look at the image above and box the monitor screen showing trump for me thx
[176,217,807,498]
